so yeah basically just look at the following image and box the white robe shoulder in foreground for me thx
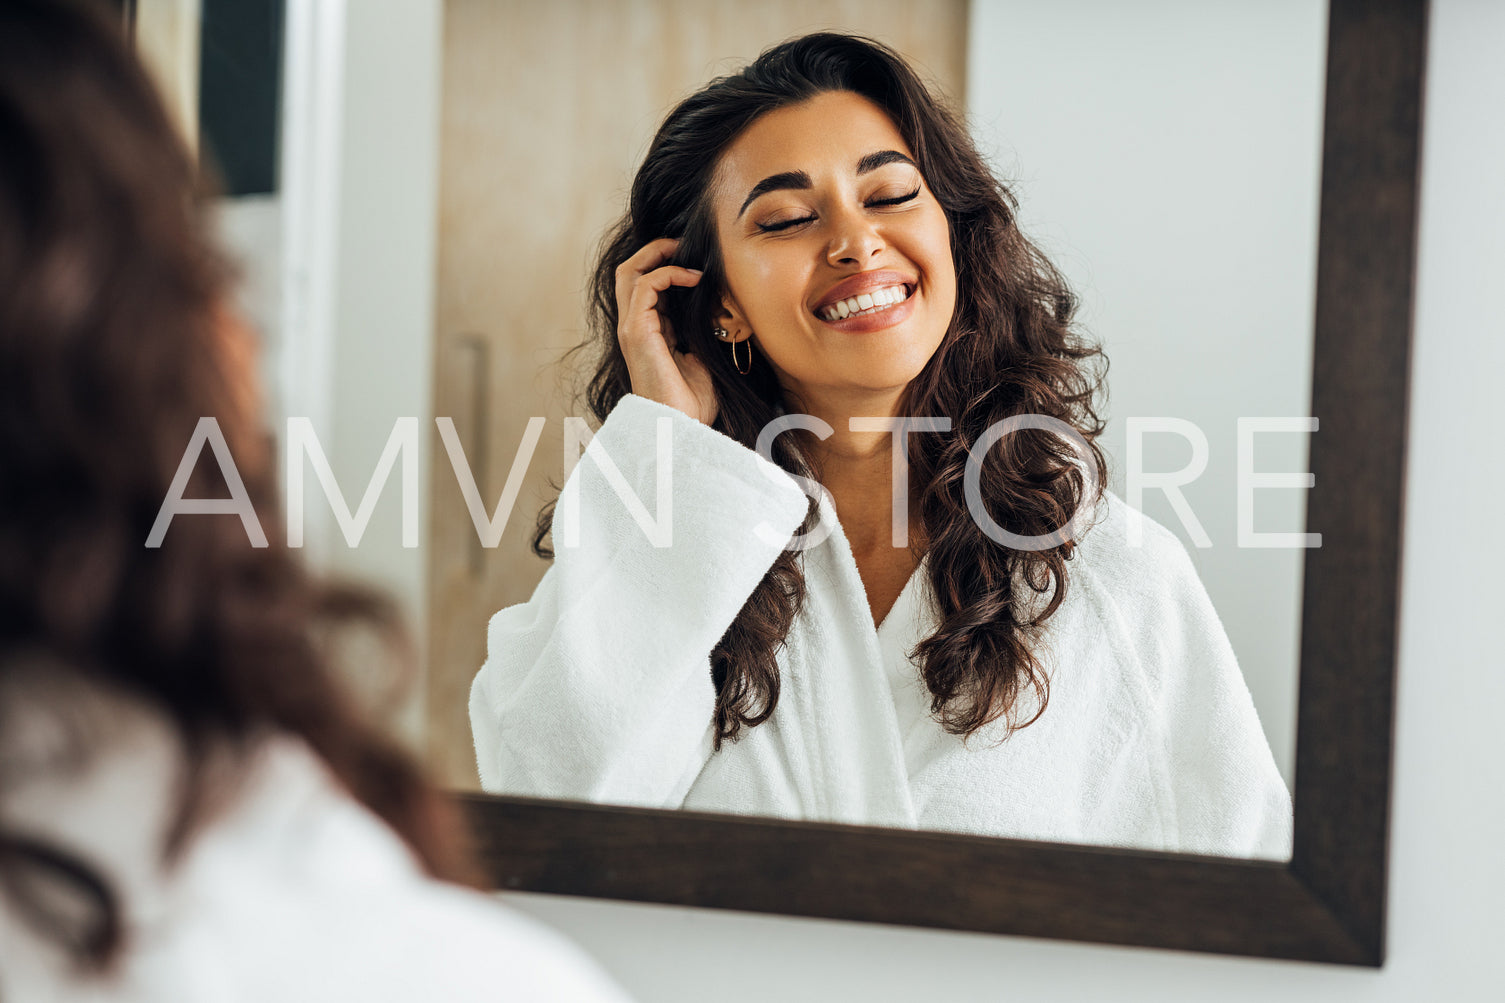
[0,679,633,1003]
[470,394,1293,861]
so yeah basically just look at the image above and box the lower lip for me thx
[815,288,918,333]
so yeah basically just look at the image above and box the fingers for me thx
[618,236,681,277]
[630,265,703,308]
[615,237,687,314]
[617,238,704,356]
[621,265,701,347]
[614,238,721,425]
[612,239,721,424]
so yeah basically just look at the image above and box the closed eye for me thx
[755,187,923,234]
[756,215,815,233]
[868,186,921,207]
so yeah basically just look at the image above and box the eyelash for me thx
[756,187,922,233]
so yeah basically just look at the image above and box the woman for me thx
[469,33,1292,860]
[0,1,631,998]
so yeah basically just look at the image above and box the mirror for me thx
[196,0,1421,966]
[423,0,1322,862]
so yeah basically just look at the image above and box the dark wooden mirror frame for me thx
[456,0,1426,967]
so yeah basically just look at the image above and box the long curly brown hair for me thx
[538,33,1109,751]
[0,0,473,970]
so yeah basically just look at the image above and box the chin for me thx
[832,366,932,400]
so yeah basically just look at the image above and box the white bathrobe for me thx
[470,394,1293,861]
[0,677,633,1003]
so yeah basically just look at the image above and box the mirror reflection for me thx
[217,1,1326,864]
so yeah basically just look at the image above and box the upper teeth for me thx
[821,284,909,321]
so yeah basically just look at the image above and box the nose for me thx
[825,209,885,267]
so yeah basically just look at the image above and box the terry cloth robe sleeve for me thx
[0,680,635,1003]
[1081,498,1294,860]
[469,393,811,808]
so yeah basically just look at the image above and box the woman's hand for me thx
[615,237,719,426]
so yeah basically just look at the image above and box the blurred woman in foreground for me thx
[0,1,629,998]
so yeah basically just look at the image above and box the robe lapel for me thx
[795,496,918,829]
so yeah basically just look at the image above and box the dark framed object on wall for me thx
[115,0,284,195]
[198,0,284,196]
[458,0,1426,967]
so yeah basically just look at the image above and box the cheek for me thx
[730,248,811,326]
[918,221,958,314]
[924,212,956,281]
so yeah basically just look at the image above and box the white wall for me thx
[965,0,1329,790]
[324,0,441,744]
[219,1,443,746]
[275,0,444,747]
[498,0,1505,997]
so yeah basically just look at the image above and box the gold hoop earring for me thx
[731,337,752,375]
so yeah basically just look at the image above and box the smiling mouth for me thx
[817,283,914,322]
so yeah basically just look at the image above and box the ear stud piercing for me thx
[712,327,751,373]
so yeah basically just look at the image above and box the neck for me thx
[783,386,920,555]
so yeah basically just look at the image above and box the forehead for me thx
[712,91,915,205]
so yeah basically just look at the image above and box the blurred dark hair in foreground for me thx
[0,0,472,971]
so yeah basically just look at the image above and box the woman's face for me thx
[711,90,957,414]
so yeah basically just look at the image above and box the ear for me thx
[713,293,753,343]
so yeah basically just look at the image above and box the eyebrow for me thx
[735,149,918,218]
